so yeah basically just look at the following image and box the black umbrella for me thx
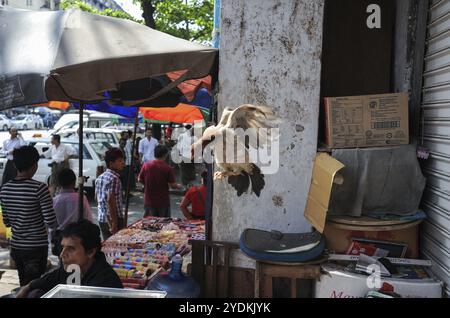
[0,6,218,219]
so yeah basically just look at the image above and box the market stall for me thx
[101,217,205,290]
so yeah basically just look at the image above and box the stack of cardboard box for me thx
[309,93,443,298]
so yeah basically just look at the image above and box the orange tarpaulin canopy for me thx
[140,103,204,124]
[33,101,70,110]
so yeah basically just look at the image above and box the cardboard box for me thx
[304,153,345,233]
[324,93,409,148]
[314,264,443,298]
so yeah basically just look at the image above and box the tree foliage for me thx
[151,0,214,42]
[61,0,214,43]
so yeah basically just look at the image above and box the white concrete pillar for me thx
[214,0,325,267]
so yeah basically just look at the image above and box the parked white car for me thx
[0,138,111,192]
[58,128,122,148]
[0,114,11,131]
[10,114,43,130]
[53,111,126,132]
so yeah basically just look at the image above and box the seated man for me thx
[16,220,123,298]
[180,170,207,220]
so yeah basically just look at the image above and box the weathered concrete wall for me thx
[214,0,324,266]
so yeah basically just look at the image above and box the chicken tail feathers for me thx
[249,164,265,197]
[228,172,250,197]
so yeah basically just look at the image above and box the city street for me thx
[0,129,187,223]
[0,128,193,296]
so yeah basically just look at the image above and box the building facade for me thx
[2,0,124,12]
[1,0,58,11]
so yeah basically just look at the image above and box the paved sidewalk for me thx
[0,248,18,296]
[0,269,19,296]
[0,247,59,297]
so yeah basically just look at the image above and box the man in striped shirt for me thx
[95,148,125,240]
[0,146,57,286]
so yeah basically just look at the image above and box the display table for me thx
[102,217,205,289]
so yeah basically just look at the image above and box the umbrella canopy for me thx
[70,87,212,119]
[0,6,218,109]
[140,103,206,124]
[33,101,71,111]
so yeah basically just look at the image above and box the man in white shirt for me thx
[138,128,159,164]
[43,134,77,195]
[1,127,26,186]
[177,125,198,187]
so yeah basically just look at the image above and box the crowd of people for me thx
[0,123,206,297]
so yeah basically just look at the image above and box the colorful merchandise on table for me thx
[102,217,205,289]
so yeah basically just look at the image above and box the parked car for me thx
[53,111,126,132]
[0,138,112,192]
[58,128,122,148]
[10,114,43,130]
[0,114,11,131]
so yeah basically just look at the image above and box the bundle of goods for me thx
[103,228,157,248]
[130,217,205,236]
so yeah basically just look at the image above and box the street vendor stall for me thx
[101,217,205,290]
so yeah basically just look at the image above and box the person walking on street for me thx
[53,168,93,229]
[1,127,25,187]
[119,131,134,193]
[42,134,76,196]
[177,125,198,187]
[52,168,93,256]
[95,148,126,240]
[139,145,182,218]
[0,146,57,286]
[138,127,159,164]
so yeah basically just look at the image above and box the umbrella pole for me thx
[124,112,139,226]
[78,102,85,221]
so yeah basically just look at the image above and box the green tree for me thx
[138,0,213,42]
[61,0,214,43]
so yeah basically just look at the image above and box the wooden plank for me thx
[223,245,230,298]
[261,264,322,279]
[290,278,297,298]
[212,245,218,298]
[203,265,255,298]
[189,239,239,249]
[190,240,205,297]
[254,261,261,298]
[261,274,273,298]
